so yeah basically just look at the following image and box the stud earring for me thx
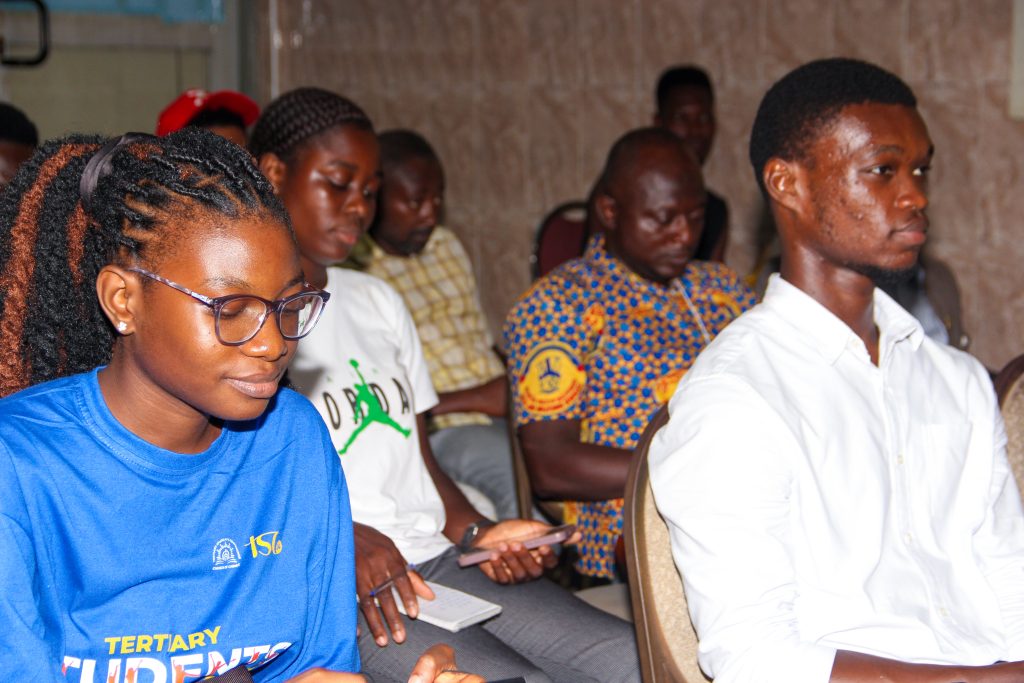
[117,321,127,332]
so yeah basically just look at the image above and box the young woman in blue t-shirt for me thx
[0,130,478,683]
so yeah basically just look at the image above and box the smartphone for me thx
[457,524,577,567]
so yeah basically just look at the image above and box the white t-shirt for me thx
[290,268,452,564]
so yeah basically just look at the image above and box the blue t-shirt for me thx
[0,369,359,682]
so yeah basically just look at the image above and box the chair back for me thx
[921,254,969,350]
[505,387,564,523]
[995,353,1024,501]
[624,406,709,683]
[532,200,589,280]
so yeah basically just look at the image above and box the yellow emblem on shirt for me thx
[518,342,586,415]
[653,368,687,404]
[583,303,605,335]
[710,291,742,318]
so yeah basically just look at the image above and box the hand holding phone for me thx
[457,523,576,567]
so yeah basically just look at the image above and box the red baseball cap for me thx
[156,89,260,136]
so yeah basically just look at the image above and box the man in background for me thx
[505,127,753,580]
[156,88,259,148]
[0,102,37,188]
[365,129,516,520]
[654,65,729,262]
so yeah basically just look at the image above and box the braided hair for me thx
[0,127,289,397]
[250,87,373,162]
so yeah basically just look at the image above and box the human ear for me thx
[763,158,805,214]
[594,194,618,233]
[258,152,288,194]
[96,266,138,336]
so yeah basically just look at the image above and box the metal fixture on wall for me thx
[0,0,49,66]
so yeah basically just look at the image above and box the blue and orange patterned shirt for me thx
[503,236,755,578]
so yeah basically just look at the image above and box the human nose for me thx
[670,214,702,247]
[421,196,441,224]
[898,173,928,213]
[345,186,374,222]
[241,311,290,361]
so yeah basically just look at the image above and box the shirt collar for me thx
[762,273,924,365]
[368,236,388,260]
[585,234,694,291]
[368,226,444,261]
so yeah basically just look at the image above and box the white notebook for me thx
[393,580,502,632]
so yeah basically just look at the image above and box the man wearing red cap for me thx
[156,89,259,147]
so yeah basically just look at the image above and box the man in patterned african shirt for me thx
[504,127,755,579]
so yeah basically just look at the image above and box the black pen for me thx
[368,563,417,598]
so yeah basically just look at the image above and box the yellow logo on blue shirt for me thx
[247,531,283,558]
[518,342,586,415]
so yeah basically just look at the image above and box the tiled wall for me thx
[0,11,222,139]
[263,0,1023,370]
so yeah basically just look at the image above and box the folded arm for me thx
[518,418,632,500]
[432,375,508,418]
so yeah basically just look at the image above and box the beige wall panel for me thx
[906,0,1010,83]
[834,0,905,75]
[763,0,835,83]
[263,0,1024,369]
[481,0,529,83]
[638,0,703,81]
[5,47,207,139]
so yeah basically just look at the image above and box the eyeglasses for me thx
[127,267,330,346]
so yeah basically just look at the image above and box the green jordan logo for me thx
[338,359,411,454]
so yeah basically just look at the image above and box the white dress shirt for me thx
[649,274,1024,683]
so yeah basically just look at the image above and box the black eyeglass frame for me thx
[127,266,330,346]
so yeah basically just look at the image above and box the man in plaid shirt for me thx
[364,129,516,520]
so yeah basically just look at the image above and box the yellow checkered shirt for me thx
[366,227,505,429]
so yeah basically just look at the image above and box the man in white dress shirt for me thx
[649,57,1024,683]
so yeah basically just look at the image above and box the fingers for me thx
[408,570,436,601]
[435,673,486,683]
[353,524,415,646]
[359,594,393,647]
[478,540,548,584]
[391,571,422,620]
[534,543,559,570]
[376,583,409,644]
[407,643,455,683]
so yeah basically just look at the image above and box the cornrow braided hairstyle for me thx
[0,127,290,396]
[249,87,373,162]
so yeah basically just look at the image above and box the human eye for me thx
[868,164,893,176]
[912,164,931,177]
[217,297,251,319]
[324,170,355,191]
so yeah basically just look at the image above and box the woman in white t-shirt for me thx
[252,88,641,683]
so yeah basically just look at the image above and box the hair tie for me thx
[78,132,155,217]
